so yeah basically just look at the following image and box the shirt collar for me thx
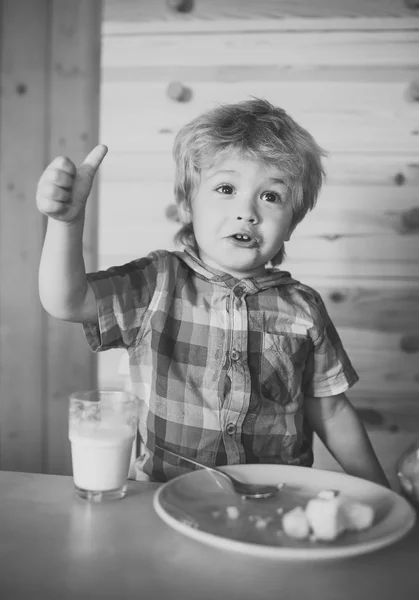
[174,248,298,293]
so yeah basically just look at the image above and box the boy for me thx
[37,98,389,486]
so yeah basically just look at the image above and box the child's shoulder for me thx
[287,280,325,307]
[100,250,187,282]
[131,249,186,270]
[284,280,330,324]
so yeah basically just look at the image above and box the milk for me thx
[69,425,135,491]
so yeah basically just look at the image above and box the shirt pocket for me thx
[260,333,311,408]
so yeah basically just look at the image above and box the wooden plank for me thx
[99,151,419,187]
[101,78,419,109]
[103,19,419,35]
[287,260,419,280]
[102,65,419,84]
[100,81,419,153]
[326,154,419,187]
[295,188,419,238]
[285,235,419,279]
[103,0,419,24]
[0,0,48,472]
[45,0,102,475]
[102,30,419,68]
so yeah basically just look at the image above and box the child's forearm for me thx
[326,403,389,487]
[306,394,390,488]
[39,217,90,321]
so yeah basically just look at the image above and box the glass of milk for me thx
[69,390,138,501]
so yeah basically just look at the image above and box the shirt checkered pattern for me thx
[84,249,358,482]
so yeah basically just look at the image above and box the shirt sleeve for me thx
[302,290,359,397]
[83,251,168,352]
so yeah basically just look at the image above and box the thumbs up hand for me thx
[36,144,108,223]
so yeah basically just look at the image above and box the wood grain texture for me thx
[0,0,48,472]
[103,30,419,68]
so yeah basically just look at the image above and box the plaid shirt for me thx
[84,249,358,482]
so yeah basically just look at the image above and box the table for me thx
[0,470,418,600]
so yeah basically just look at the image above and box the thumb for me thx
[78,144,108,179]
[73,144,108,206]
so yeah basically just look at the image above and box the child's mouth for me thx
[229,233,259,248]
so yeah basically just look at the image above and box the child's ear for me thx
[178,201,192,224]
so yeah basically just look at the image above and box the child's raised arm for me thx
[36,145,108,324]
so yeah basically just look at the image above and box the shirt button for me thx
[226,423,236,435]
[230,349,240,361]
[234,286,244,297]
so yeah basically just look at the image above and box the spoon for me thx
[157,444,279,499]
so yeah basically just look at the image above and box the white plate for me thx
[153,464,416,560]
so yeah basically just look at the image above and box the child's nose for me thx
[235,196,259,224]
[236,214,257,224]
[236,204,259,223]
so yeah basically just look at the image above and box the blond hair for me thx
[172,98,326,265]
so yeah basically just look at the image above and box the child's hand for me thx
[36,144,108,223]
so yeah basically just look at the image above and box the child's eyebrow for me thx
[206,171,286,184]
[206,169,237,177]
[268,177,286,185]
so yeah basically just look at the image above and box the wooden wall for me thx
[0,1,101,474]
[99,0,419,483]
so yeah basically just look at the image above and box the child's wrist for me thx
[46,213,85,233]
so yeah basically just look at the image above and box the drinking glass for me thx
[68,390,138,501]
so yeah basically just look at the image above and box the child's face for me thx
[187,152,294,279]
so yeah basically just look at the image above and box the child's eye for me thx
[261,191,281,204]
[216,184,234,195]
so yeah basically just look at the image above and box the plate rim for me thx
[153,464,416,561]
